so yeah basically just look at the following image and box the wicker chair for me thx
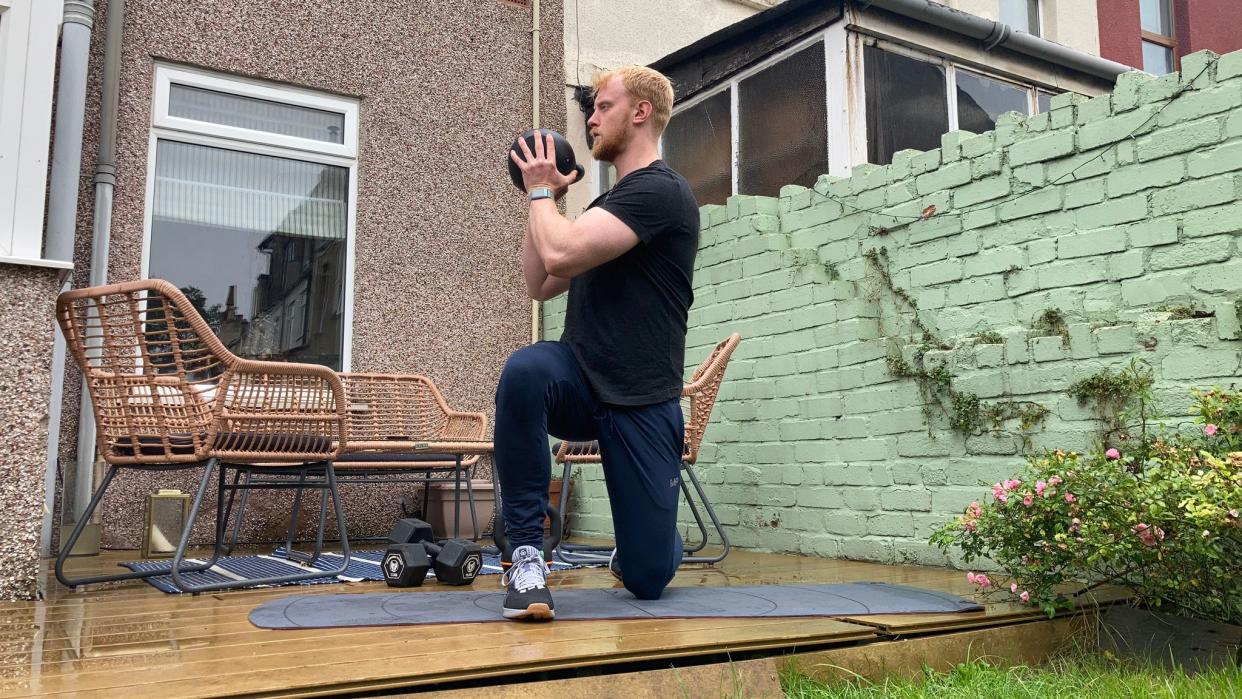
[55,279,351,593]
[222,373,491,551]
[553,333,741,565]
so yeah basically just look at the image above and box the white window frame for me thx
[0,0,64,263]
[664,26,1062,192]
[141,63,360,369]
[665,30,833,199]
[152,65,359,159]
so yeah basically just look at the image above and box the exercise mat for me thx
[249,582,982,628]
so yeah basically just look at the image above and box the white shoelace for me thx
[501,546,549,593]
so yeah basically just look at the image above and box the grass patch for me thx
[781,653,1242,698]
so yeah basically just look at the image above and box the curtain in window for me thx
[152,141,347,241]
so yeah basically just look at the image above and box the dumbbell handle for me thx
[491,505,562,562]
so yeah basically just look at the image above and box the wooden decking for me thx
[0,547,1122,698]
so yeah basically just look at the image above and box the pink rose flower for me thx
[996,491,1008,504]
[976,574,991,588]
[1020,591,1030,602]
[1011,582,1019,593]
[1133,523,1165,546]
[1048,476,1062,486]
[967,502,983,519]
[1064,493,1076,503]
[1035,480,1046,497]
[1105,448,1120,459]
[1205,424,1218,436]
[1004,479,1021,491]
[967,572,977,584]
[1023,494,1034,507]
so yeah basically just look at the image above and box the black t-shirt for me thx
[560,160,699,406]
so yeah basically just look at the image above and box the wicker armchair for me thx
[223,373,492,549]
[55,279,351,593]
[553,332,741,565]
[337,373,490,539]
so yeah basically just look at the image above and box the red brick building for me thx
[1098,0,1242,73]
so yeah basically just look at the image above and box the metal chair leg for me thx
[553,459,731,566]
[221,469,247,555]
[464,464,480,541]
[452,456,462,539]
[170,461,351,594]
[55,464,216,589]
[680,463,730,565]
[678,473,712,554]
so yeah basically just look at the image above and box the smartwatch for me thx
[529,186,554,201]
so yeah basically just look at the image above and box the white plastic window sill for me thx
[0,255,74,271]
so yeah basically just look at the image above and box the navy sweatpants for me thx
[494,341,684,600]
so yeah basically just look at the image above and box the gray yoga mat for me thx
[249,582,983,628]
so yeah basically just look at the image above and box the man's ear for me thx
[632,100,653,126]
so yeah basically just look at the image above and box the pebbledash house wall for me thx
[51,0,566,552]
[544,49,1242,566]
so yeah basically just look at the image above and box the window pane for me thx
[1037,90,1055,113]
[148,140,348,369]
[865,46,948,166]
[663,89,732,206]
[1000,0,1040,35]
[1142,41,1174,75]
[1140,0,1172,36]
[169,83,346,144]
[956,70,1031,134]
[738,42,828,196]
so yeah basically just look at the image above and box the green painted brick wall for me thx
[542,50,1242,567]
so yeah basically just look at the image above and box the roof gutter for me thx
[858,0,1134,80]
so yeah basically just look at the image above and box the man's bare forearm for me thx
[528,198,579,279]
[522,227,568,301]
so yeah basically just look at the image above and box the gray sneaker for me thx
[501,545,554,621]
[608,547,622,582]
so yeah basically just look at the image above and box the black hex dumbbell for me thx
[382,542,431,587]
[388,517,434,545]
[424,539,484,586]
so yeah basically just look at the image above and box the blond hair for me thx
[593,66,675,135]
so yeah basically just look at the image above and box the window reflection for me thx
[957,69,1030,134]
[147,140,347,369]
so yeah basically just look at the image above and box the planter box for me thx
[426,478,572,540]
[1099,605,1241,671]
[425,480,495,541]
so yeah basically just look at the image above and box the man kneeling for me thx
[495,65,699,620]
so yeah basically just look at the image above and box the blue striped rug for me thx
[120,548,584,594]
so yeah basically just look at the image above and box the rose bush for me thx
[931,386,1242,625]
